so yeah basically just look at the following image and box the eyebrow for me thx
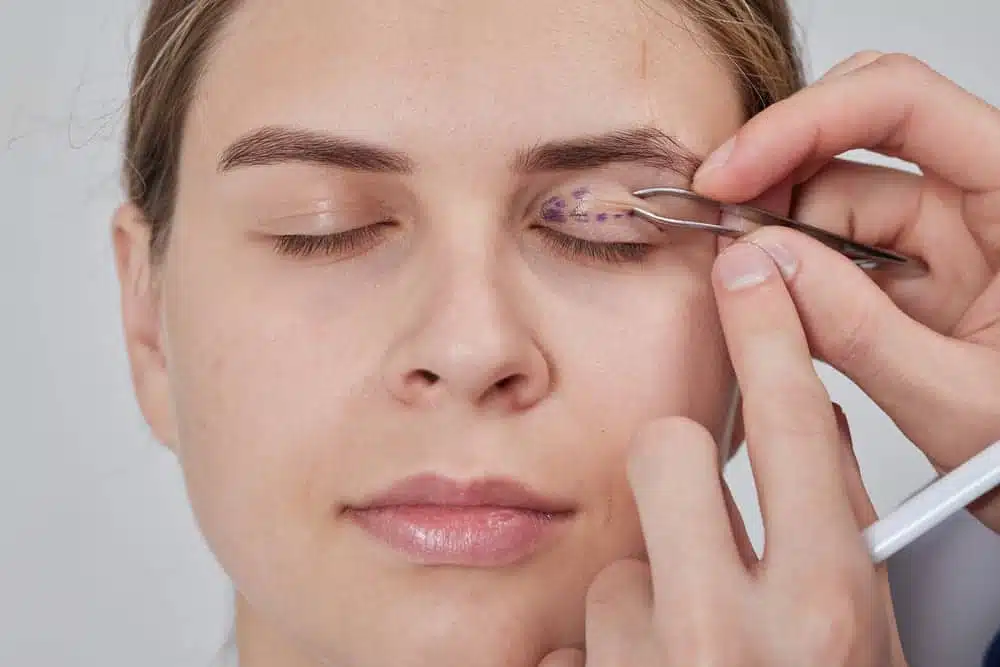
[218,126,414,173]
[512,126,701,177]
[218,125,701,178]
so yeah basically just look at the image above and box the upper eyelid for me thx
[254,198,395,231]
[250,175,659,230]
[256,210,347,235]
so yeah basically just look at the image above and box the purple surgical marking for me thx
[572,186,591,201]
[613,213,625,219]
[541,196,568,223]
[596,213,609,223]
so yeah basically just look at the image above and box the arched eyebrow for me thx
[511,126,701,177]
[218,126,414,173]
[218,124,701,178]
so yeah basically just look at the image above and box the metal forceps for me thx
[629,187,928,274]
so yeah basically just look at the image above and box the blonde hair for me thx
[125,0,804,260]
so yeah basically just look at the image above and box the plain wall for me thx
[2,1,997,665]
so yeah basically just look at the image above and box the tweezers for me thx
[630,187,928,274]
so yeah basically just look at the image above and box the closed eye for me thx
[271,222,393,259]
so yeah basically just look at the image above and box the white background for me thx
[1,1,997,665]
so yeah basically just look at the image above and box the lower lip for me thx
[346,506,569,567]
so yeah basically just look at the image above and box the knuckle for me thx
[844,50,886,70]
[825,301,881,370]
[663,613,743,667]
[874,52,932,77]
[850,49,885,61]
[746,381,832,437]
[796,590,862,663]
[789,566,875,664]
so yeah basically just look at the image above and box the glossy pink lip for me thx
[344,474,576,567]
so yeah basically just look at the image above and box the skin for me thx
[538,52,1000,667]
[112,0,997,664]
[694,52,1000,531]
[115,0,748,665]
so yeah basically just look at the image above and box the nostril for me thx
[414,369,440,384]
[495,375,515,390]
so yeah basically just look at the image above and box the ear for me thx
[112,204,178,451]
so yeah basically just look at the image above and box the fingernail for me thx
[697,137,735,178]
[716,243,776,291]
[749,239,799,280]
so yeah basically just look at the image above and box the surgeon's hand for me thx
[693,51,1000,532]
[539,243,906,667]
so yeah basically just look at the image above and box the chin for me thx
[322,575,587,667]
[358,608,569,667]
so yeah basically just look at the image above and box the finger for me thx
[832,404,878,530]
[744,226,1000,470]
[626,419,747,595]
[722,480,759,569]
[793,52,890,187]
[789,158,993,332]
[695,54,1000,201]
[584,559,652,666]
[711,242,859,562]
[814,50,885,84]
[833,404,910,662]
[537,649,586,667]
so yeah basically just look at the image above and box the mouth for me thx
[343,474,577,567]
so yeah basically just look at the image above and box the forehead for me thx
[190,0,743,171]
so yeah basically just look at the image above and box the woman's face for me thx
[119,0,747,664]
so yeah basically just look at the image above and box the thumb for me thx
[746,226,1000,468]
[537,648,586,667]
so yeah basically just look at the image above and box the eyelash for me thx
[272,223,390,258]
[269,217,655,266]
[533,226,655,265]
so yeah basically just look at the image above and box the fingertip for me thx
[537,648,586,667]
[627,418,712,474]
[693,136,736,194]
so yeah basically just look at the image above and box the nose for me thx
[383,267,551,412]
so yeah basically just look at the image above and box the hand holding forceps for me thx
[628,187,1000,567]
[628,186,929,274]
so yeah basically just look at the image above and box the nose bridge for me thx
[382,219,550,409]
[420,234,527,383]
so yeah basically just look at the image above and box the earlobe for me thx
[111,203,178,451]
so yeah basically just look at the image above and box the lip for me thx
[344,474,576,567]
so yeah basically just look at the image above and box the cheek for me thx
[538,270,730,565]
[553,270,730,446]
[158,232,393,573]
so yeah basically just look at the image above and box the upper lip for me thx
[351,473,577,514]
